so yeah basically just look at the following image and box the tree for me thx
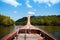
[0,14,15,26]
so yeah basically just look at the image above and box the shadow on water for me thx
[0,25,19,39]
[0,26,15,39]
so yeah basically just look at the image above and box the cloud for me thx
[49,0,60,5]
[26,0,32,8]
[33,0,49,3]
[47,3,51,7]
[28,11,35,15]
[1,0,22,7]
[33,0,60,7]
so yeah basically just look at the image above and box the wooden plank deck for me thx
[13,34,43,40]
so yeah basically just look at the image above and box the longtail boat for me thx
[1,15,56,40]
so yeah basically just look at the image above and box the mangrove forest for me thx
[16,15,60,26]
[0,15,15,26]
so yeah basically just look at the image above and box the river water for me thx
[0,25,60,40]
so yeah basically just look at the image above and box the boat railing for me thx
[1,28,19,40]
[1,28,57,40]
[39,29,57,40]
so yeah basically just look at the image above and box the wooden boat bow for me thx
[1,15,57,40]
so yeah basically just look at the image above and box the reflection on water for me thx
[0,25,19,39]
[0,26,14,39]
[37,26,60,40]
[0,26,60,40]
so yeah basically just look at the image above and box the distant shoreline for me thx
[15,15,60,26]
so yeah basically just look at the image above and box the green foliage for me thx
[0,15,15,26]
[16,15,60,26]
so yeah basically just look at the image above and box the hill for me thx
[15,15,60,26]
